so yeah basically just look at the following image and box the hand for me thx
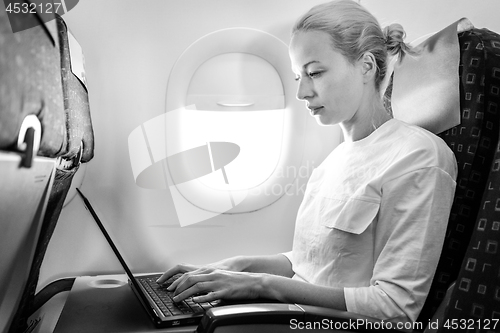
[156,263,204,285]
[156,256,248,285]
[167,267,264,303]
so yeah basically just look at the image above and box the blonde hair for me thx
[292,0,412,91]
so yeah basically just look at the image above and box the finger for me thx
[167,271,190,291]
[192,291,222,304]
[167,267,214,291]
[173,280,217,302]
[172,272,217,300]
[156,263,198,284]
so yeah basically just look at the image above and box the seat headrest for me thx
[390,18,474,134]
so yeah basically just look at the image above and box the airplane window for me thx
[130,28,307,226]
[183,53,284,192]
[165,52,293,222]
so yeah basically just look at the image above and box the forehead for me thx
[289,30,338,70]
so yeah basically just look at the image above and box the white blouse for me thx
[283,119,457,323]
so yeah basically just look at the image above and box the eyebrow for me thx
[293,60,320,77]
[302,60,320,70]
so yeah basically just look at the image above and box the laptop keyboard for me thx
[138,275,220,317]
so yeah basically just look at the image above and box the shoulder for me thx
[386,119,457,178]
[392,120,444,149]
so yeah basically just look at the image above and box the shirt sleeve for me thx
[344,166,456,322]
[281,251,293,263]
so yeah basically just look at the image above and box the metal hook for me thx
[17,115,41,168]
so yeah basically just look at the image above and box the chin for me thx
[315,117,336,127]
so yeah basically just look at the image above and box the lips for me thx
[308,106,323,115]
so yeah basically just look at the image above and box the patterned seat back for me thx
[417,28,500,328]
[439,29,500,330]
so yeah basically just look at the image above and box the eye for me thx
[294,75,301,82]
[308,71,321,78]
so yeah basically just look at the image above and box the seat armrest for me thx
[197,303,302,333]
[197,303,406,333]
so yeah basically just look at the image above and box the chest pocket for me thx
[318,196,380,234]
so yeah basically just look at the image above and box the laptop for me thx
[75,188,220,328]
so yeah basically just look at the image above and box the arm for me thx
[157,253,347,309]
[167,268,347,312]
[156,253,294,284]
[237,253,295,277]
[345,167,456,321]
[262,274,347,310]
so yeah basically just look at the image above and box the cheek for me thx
[341,75,363,105]
[321,69,363,110]
[327,80,358,108]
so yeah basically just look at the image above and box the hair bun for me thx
[383,23,412,58]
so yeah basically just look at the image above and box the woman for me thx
[157,0,457,323]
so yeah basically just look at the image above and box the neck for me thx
[340,99,392,143]
[379,55,398,99]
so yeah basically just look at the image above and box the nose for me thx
[296,78,313,101]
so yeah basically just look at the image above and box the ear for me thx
[360,52,377,83]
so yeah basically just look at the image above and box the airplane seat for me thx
[0,7,95,333]
[425,27,500,332]
[417,27,500,331]
[196,22,500,333]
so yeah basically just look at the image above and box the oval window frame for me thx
[165,27,306,213]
